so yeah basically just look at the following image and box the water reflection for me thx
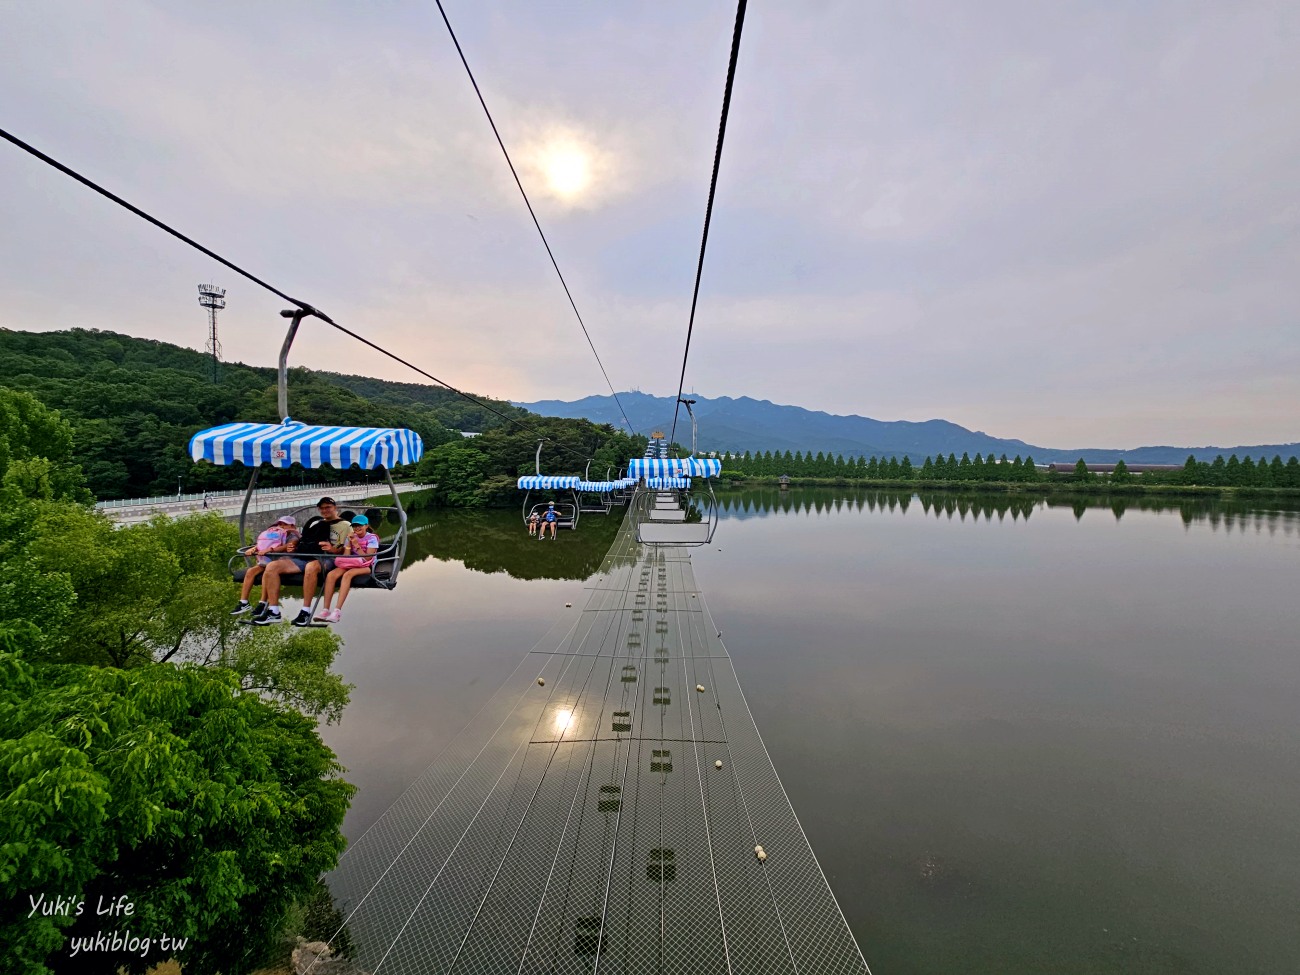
[715,486,1300,535]
[401,505,636,580]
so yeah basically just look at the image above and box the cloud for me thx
[0,0,1295,449]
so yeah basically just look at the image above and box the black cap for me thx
[318,496,337,506]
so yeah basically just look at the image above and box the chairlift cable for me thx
[0,127,312,314]
[668,0,748,451]
[0,125,620,471]
[433,0,636,436]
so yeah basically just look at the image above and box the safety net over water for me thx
[322,496,870,974]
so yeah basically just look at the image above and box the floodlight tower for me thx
[197,283,226,381]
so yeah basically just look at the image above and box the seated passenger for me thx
[232,515,298,616]
[315,515,379,623]
[257,497,350,626]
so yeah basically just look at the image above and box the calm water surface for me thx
[321,490,1300,975]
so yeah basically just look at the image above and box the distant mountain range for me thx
[514,392,1300,465]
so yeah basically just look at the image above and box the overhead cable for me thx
[668,0,748,450]
[0,125,624,469]
[432,0,636,436]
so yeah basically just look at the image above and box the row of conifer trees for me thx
[721,449,1300,487]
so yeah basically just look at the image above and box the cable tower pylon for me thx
[197,283,226,382]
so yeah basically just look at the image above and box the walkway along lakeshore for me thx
[97,482,433,526]
[322,491,870,973]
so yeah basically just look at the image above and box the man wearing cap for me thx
[540,501,559,540]
[256,497,350,626]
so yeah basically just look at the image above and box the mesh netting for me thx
[321,494,870,974]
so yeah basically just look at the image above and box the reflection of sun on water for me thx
[554,708,574,733]
[540,144,591,200]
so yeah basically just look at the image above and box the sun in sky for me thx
[521,128,612,206]
[540,142,592,200]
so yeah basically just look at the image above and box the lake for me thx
[320,489,1300,975]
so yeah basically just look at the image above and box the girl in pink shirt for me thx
[315,515,379,623]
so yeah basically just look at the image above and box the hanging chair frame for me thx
[215,308,414,595]
[519,439,581,530]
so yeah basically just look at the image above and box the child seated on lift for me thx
[314,514,379,623]
[232,516,299,616]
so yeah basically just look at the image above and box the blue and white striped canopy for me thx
[517,475,581,490]
[627,456,722,479]
[677,457,722,478]
[627,458,677,479]
[577,481,616,493]
[190,419,423,470]
[648,477,692,489]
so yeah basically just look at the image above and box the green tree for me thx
[0,388,91,504]
[1207,455,1226,485]
[1111,458,1132,483]
[0,650,354,975]
[1073,458,1093,482]
[0,501,350,722]
[419,439,489,507]
[1239,455,1257,485]
[899,456,914,479]
[1224,454,1243,486]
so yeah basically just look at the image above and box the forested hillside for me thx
[0,329,529,499]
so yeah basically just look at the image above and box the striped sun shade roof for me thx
[190,420,423,470]
[626,457,722,479]
[577,481,617,492]
[647,476,692,489]
[517,475,581,490]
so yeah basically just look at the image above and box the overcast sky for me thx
[1,1,1296,448]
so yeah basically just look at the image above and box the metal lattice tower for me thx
[197,283,226,381]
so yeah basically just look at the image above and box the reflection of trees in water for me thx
[401,506,634,581]
[716,487,1300,535]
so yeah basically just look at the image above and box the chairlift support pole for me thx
[277,308,308,423]
[679,397,698,455]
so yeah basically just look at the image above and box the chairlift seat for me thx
[637,522,715,544]
[231,561,398,590]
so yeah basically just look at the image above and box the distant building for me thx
[460,431,481,438]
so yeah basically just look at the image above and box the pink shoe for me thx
[315,607,334,622]
[328,609,342,623]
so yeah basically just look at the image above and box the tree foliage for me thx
[0,649,353,975]
[417,416,646,507]
[0,502,350,721]
[0,389,356,973]
[723,447,1300,489]
[0,329,512,499]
